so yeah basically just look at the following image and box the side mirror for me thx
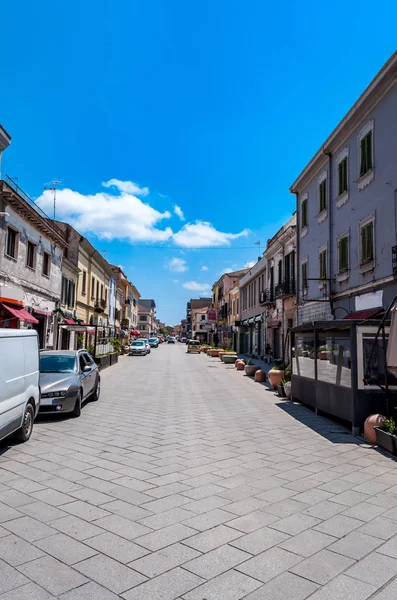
[83,365,91,373]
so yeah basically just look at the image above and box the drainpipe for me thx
[324,150,334,319]
[293,191,300,316]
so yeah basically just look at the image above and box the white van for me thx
[0,329,40,443]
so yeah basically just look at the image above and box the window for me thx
[338,236,349,273]
[141,315,147,321]
[302,262,308,293]
[96,280,99,300]
[26,241,36,269]
[319,179,327,212]
[278,260,282,284]
[319,249,327,280]
[100,284,104,300]
[61,275,68,305]
[91,277,95,299]
[201,314,205,321]
[82,271,87,295]
[68,280,75,307]
[361,222,374,263]
[42,252,51,277]
[360,131,373,176]
[338,157,348,195]
[301,199,308,228]
[6,227,18,259]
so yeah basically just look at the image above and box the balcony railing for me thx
[274,279,296,298]
[94,298,106,313]
[259,290,275,304]
[393,246,397,275]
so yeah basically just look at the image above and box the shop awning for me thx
[254,315,263,322]
[343,307,383,320]
[2,303,39,324]
[64,318,76,325]
[248,317,255,324]
[33,309,52,316]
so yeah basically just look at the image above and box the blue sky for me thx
[1,1,396,324]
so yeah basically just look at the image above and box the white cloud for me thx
[167,257,188,272]
[173,220,249,248]
[182,281,212,293]
[172,279,179,284]
[36,180,172,243]
[201,265,208,271]
[244,261,255,268]
[220,267,233,275]
[102,178,149,196]
[174,205,185,220]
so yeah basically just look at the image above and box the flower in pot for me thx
[374,417,397,455]
[268,364,285,390]
[244,359,260,377]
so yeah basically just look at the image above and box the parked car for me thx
[140,338,151,353]
[187,340,201,354]
[0,329,40,443]
[149,337,159,348]
[39,350,100,417]
[129,340,148,356]
[168,336,176,344]
[181,337,187,343]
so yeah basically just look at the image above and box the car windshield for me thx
[189,341,200,345]
[149,338,157,342]
[133,341,144,346]
[40,355,76,373]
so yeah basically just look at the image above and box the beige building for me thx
[111,266,140,334]
[138,299,156,336]
[191,304,210,342]
[58,256,80,349]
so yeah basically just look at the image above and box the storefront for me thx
[291,319,397,434]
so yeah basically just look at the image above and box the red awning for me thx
[2,303,39,324]
[33,309,52,316]
[77,321,88,326]
[64,318,76,325]
[343,307,383,320]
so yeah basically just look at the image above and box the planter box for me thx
[374,427,397,455]
[95,352,119,371]
[277,383,286,397]
[245,365,260,377]
[222,354,238,364]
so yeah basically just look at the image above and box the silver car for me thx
[139,338,151,353]
[129,340,148,356]
[39,350,100,417]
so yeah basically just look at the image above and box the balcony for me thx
[259,290,275,305]
[274,279,296,299]
[114,309,121,322]
[393,246,397,275]
[121,318,130,328]
[94,298,106,313]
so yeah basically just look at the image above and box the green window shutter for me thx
[301,200,307,228]
[361,223,374,262]
[339,237,348,272]
[320,180,327,211]
[367,131,373,170]
[360,138,366,176]
[368,222,374,259]
[338,163,343,195]
[343,158,348,191]
[319,251,327,279]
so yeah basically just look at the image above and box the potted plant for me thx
[209,348,221,358]
[268,364,285,390]
[277,379,287,397]
[283,365,292,399]
[222,353,238,364]
[374,417,397,455]
[244,359,260,377]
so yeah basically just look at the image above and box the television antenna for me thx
[254,240,261,256]
[44,179,62,220]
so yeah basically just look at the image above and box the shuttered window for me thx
[319,179,327,212]
[338,237,349,273]
[319,250,327,280]
[302,262,308,292]
[360,131,373,176]
[338,157,348,195]
[361,222,374,263]
[301,199,308,228]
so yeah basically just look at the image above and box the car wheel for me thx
[72,391,82,418]
[92,376,100,401]
[14,403,34,443]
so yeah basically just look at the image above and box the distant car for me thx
[129,340,148,356]
[39,350,100,417]
[168,336,175,344]
[187,340,201,354]
[139,339,151,353]
[149,337,159,348]
[181,337,187,343]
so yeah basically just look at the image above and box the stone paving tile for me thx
[18,556,88,596]
[48,515,105,541]
[30,489,75,506]
[227,510,279,533]
[60,500,111,522]
[328,531,384,560]
[99,499,151,521]
[0,534,45,566]
[244,572,319,600]
[182,568,262,600]
[94,514,152,540]
[290,548,355,584]
[2,516,56,542]
[139,507,195,530]
[313,514,363,537]
[34,532,98,565]
[230,525,290,555]
[129,542,201,578]
[182,524,243,552]
[84,531,149,563]
[122,566,204,600]
[135,523,198,551]
[0,582,56,599]
[236,546,302,583]
[0,503,22,523]
[18,501,68,523]
[182,507,234,531]
[59,581,119,599]
[345,551,397,587]
[73,554,146,594]
[279,529,337,557]
[358,516,397,540]
[183,544,251,579]
[0,559,30,594]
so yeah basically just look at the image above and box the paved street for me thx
[1,345,397,598]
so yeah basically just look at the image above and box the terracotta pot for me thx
[236,361,245,371]
[209,349,220,358]
[245,365,260,377]
[219,351,225,361]
[284,381,292,399]
[254,369,267,382]
[223,354,238,364]
[364,414,385,444]
[268,369,284,390]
